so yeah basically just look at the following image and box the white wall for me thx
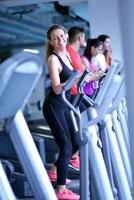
[119,0,134,194]
[88,0,123,63]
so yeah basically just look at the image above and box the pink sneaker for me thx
[69,155,80,171]
[48,171,71,184]
[56,188,80,200]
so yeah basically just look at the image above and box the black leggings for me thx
[43,95,78,185]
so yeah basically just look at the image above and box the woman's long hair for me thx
[83,38,102,61]
[46,24,66,60]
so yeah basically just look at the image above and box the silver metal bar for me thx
[0,161,16,200]
[87,125,114,200]
[105,113,132,200]
[8,110,57,200]
[112,109,132,190]
[80,127,89,200]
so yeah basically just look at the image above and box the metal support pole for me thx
[80,127,89,200]
[8,110,57,200]
[112,109,132,190]
[105,113,132,200]
[87,125,114,200]
[0,161,16,200]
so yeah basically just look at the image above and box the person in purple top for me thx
[82,38,105,98]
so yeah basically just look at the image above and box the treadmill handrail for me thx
[0,52,43,119]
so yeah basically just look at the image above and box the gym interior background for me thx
[0,0,134,199]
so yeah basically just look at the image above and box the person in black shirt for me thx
[43,24,80,200]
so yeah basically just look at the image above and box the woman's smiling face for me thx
[50,28,67,50]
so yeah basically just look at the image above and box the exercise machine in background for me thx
[0,52,57,200]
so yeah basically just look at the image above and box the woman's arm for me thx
[81,56,90,70]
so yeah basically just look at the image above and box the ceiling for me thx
[0,0,89,52]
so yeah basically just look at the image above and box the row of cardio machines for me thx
[0,52,133,200]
